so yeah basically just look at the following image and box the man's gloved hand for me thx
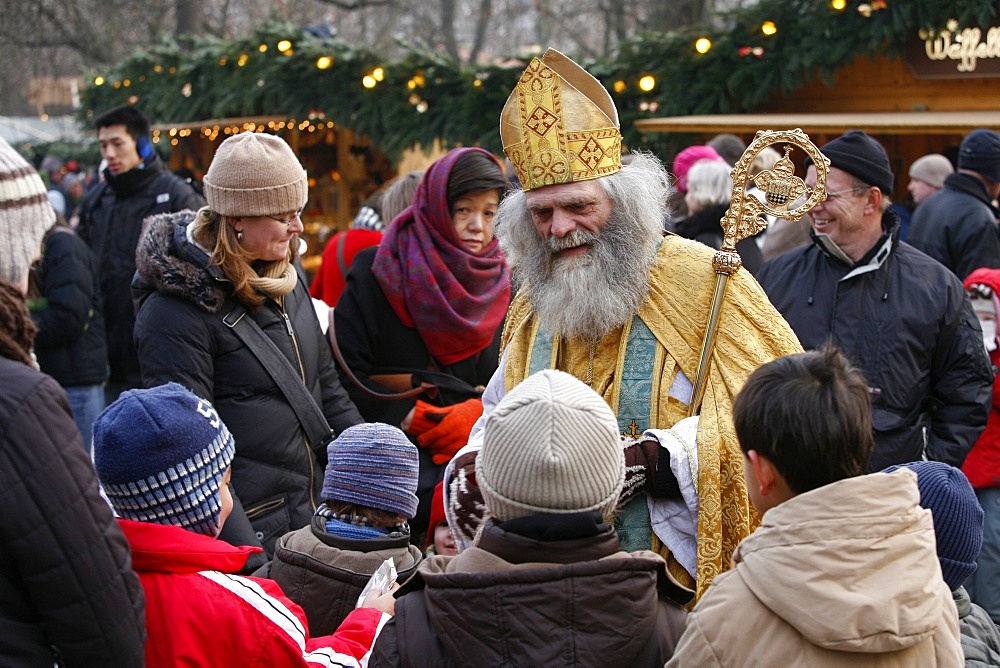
[621,435,681,505]
[406,398,484,465]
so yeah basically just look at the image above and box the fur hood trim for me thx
[136,211,229,314]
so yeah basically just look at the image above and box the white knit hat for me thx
[478,369,625,522]
[0,138,55,283]
[202,132,308,217]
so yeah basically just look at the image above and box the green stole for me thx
[528,316,656,552]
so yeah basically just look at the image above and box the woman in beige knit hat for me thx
[131,132,364,568]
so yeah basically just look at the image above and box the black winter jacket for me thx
[0,357,145,667]
[77,156,204,389]
[372,514,689,667]
[29,227,107,387]
[334,246,501,427]
[908,172,1000,281]
[672,203,764,276]
[132,212,363,558]
[758,213,993,470]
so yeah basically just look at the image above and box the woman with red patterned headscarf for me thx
[333,147,510,546]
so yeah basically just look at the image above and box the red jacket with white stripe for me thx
[118,519,387,667]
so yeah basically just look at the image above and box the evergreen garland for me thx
[78,0,997,160]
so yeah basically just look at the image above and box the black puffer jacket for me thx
[373,514,689,667]
[77,156,204,389]
[29,227,107,387]
[0,357,145,667]
[132,212,363,558]
[908,172,1000,281]
[758,212,993,470]
[672,203,764,276]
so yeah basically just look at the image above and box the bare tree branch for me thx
[313,0,396,8]
[466,0,493,64]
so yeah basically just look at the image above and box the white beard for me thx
[523,214,657,341]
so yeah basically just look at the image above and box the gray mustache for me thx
[546,229,600,252]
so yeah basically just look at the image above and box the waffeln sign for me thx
[904,23,1000,78]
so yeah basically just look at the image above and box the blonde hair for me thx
[191,207,297,310]
[749,147,782,178]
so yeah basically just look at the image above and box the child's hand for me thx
[360,582,401,616]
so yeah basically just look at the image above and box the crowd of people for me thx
[2,45,1000,666]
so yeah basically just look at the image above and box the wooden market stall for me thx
[636,38,1000,205]
[152,116,443,274]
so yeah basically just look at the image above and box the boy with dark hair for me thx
[668,347,963,665]
[94,106,152,144]
[78,105,204,403]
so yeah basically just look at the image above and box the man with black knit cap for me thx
[758,129,993,470]
[909,128,1000,280]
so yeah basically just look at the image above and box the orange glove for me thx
[406,398,483,465]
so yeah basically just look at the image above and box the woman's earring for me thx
[236,230,244,240]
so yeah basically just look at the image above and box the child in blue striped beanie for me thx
[269,422,424,636]
[93,383,392,666]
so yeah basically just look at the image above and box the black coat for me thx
[132,212,363,558]
[758,213,993,470]
[672,203,764,276]
[908,172,1000,281]
[0,357,145,667]
[30,227,108,387]
[77,156,204,389]
[333,246,501,426]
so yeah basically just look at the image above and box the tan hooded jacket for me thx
[667,469,963,666]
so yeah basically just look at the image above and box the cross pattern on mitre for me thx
[525,106,559,138]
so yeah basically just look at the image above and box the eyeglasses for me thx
[264,209,304,226]
[822,187,867,203]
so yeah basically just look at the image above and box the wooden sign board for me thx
[904,24,1000,79]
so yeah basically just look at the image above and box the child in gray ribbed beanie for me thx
[478,369,625,523]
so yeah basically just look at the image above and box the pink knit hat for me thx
[672,145,727,192]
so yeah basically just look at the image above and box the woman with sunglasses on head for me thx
[132,133,363,568]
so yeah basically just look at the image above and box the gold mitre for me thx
[501,48,622,191]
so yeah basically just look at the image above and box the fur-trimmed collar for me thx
[135,211,230,314]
